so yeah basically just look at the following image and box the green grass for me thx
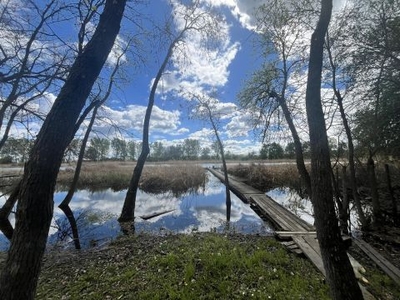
[35,233,330,300]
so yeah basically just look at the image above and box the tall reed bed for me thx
[227,163,306,193]
[56,161,207,194]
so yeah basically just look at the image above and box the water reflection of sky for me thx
[267,188,315,225]
[267,188,362,231]
[0,172,272,250]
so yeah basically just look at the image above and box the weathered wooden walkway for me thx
[207,168,379,299]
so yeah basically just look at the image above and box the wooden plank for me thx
[251,193,314,231]
[275,231,317,236]
[353,237,400,286]
[251,202,293,230]
[250,194,307,231]
[293,236,326,275]
[209,166,313,233]
[281,241,297,247]
[293,236,375,300]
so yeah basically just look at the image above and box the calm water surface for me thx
[0,172,272,249]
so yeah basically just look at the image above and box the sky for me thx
[2,0,348,157]
[93,0,266,156]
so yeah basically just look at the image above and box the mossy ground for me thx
[35,233,330,300]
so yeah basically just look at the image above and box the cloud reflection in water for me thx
[0,174,271,249]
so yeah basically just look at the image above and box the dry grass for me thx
[227,163,306,193]
[56,161,207,194]
[140,164,206,196]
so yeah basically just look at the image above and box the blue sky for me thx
[3,0,347,156]
[91,0,266,156]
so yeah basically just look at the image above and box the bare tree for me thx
[305,0,363,298]
[0,0,131,240]
[191,93,231,221]
[0,1,127,299]
[325,30,368,229]
[239,0,313,196]
[0,0,72,148]
[58,45,128,249]
[118,0,224,223]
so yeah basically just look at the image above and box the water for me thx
[267,188,315,225]
[0,172,272,250]
[267,187,363,231]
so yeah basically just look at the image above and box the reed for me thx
[56,161,206,194]
[227,163,305,193]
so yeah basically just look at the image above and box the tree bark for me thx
[273,92,312,197]
[340,165,349,234]
[334,90,367,227]
[0,1,126,299]
[326,34,367,228]
[208,106,231,222]
[385,164,397,224]
[367,155,381,225]
[58,104,100,250]
[305,0,363,299]
[118,31,184,223]
[59,46,123,248]
[0,180,21,239]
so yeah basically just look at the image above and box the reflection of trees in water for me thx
[139,172,207,197]
[52,209,116,248]
[273,187,375,231]
[270,187,313,218]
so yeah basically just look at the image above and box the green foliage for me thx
[349,0,400,160]
[353,86,400,159]
[149,141,165,161]
[260,143,284,159]
[183,139,201,160]
[0,137,33,163]
[127,141,136,160]
[36,234,330,299]
[111,138,127,161]
[84,137,110,161]
[64,139,81,163]
[284,142,296,159]
[0,156,13,164]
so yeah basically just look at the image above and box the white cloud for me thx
[224,113,253,138]
[92,104,187,138]
[106,35,128,67]
[202,0,265,30]
[224,138,262,155]
[188,128,215,141]
[153,1,241,100]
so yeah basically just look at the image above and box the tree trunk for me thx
[340,165,349,234]
[305,0,363,299]
[385,164,397,224]
[58,104,100,249]
[0,180,21,239]
[221,153,231,222]
[59,52,121,247]
[276,94,312,197]
[210,112,231,222]
[118,144,150,223]
[0,2,126,299]
[334,90,367,227]
[118,32,184,223]
[367,155,381,225]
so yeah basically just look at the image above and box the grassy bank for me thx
[0,233,399,299]
[34,233,330,300]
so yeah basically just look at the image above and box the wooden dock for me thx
[353,237,400,286]
[207,168,314,232]
[207,168,378,299]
